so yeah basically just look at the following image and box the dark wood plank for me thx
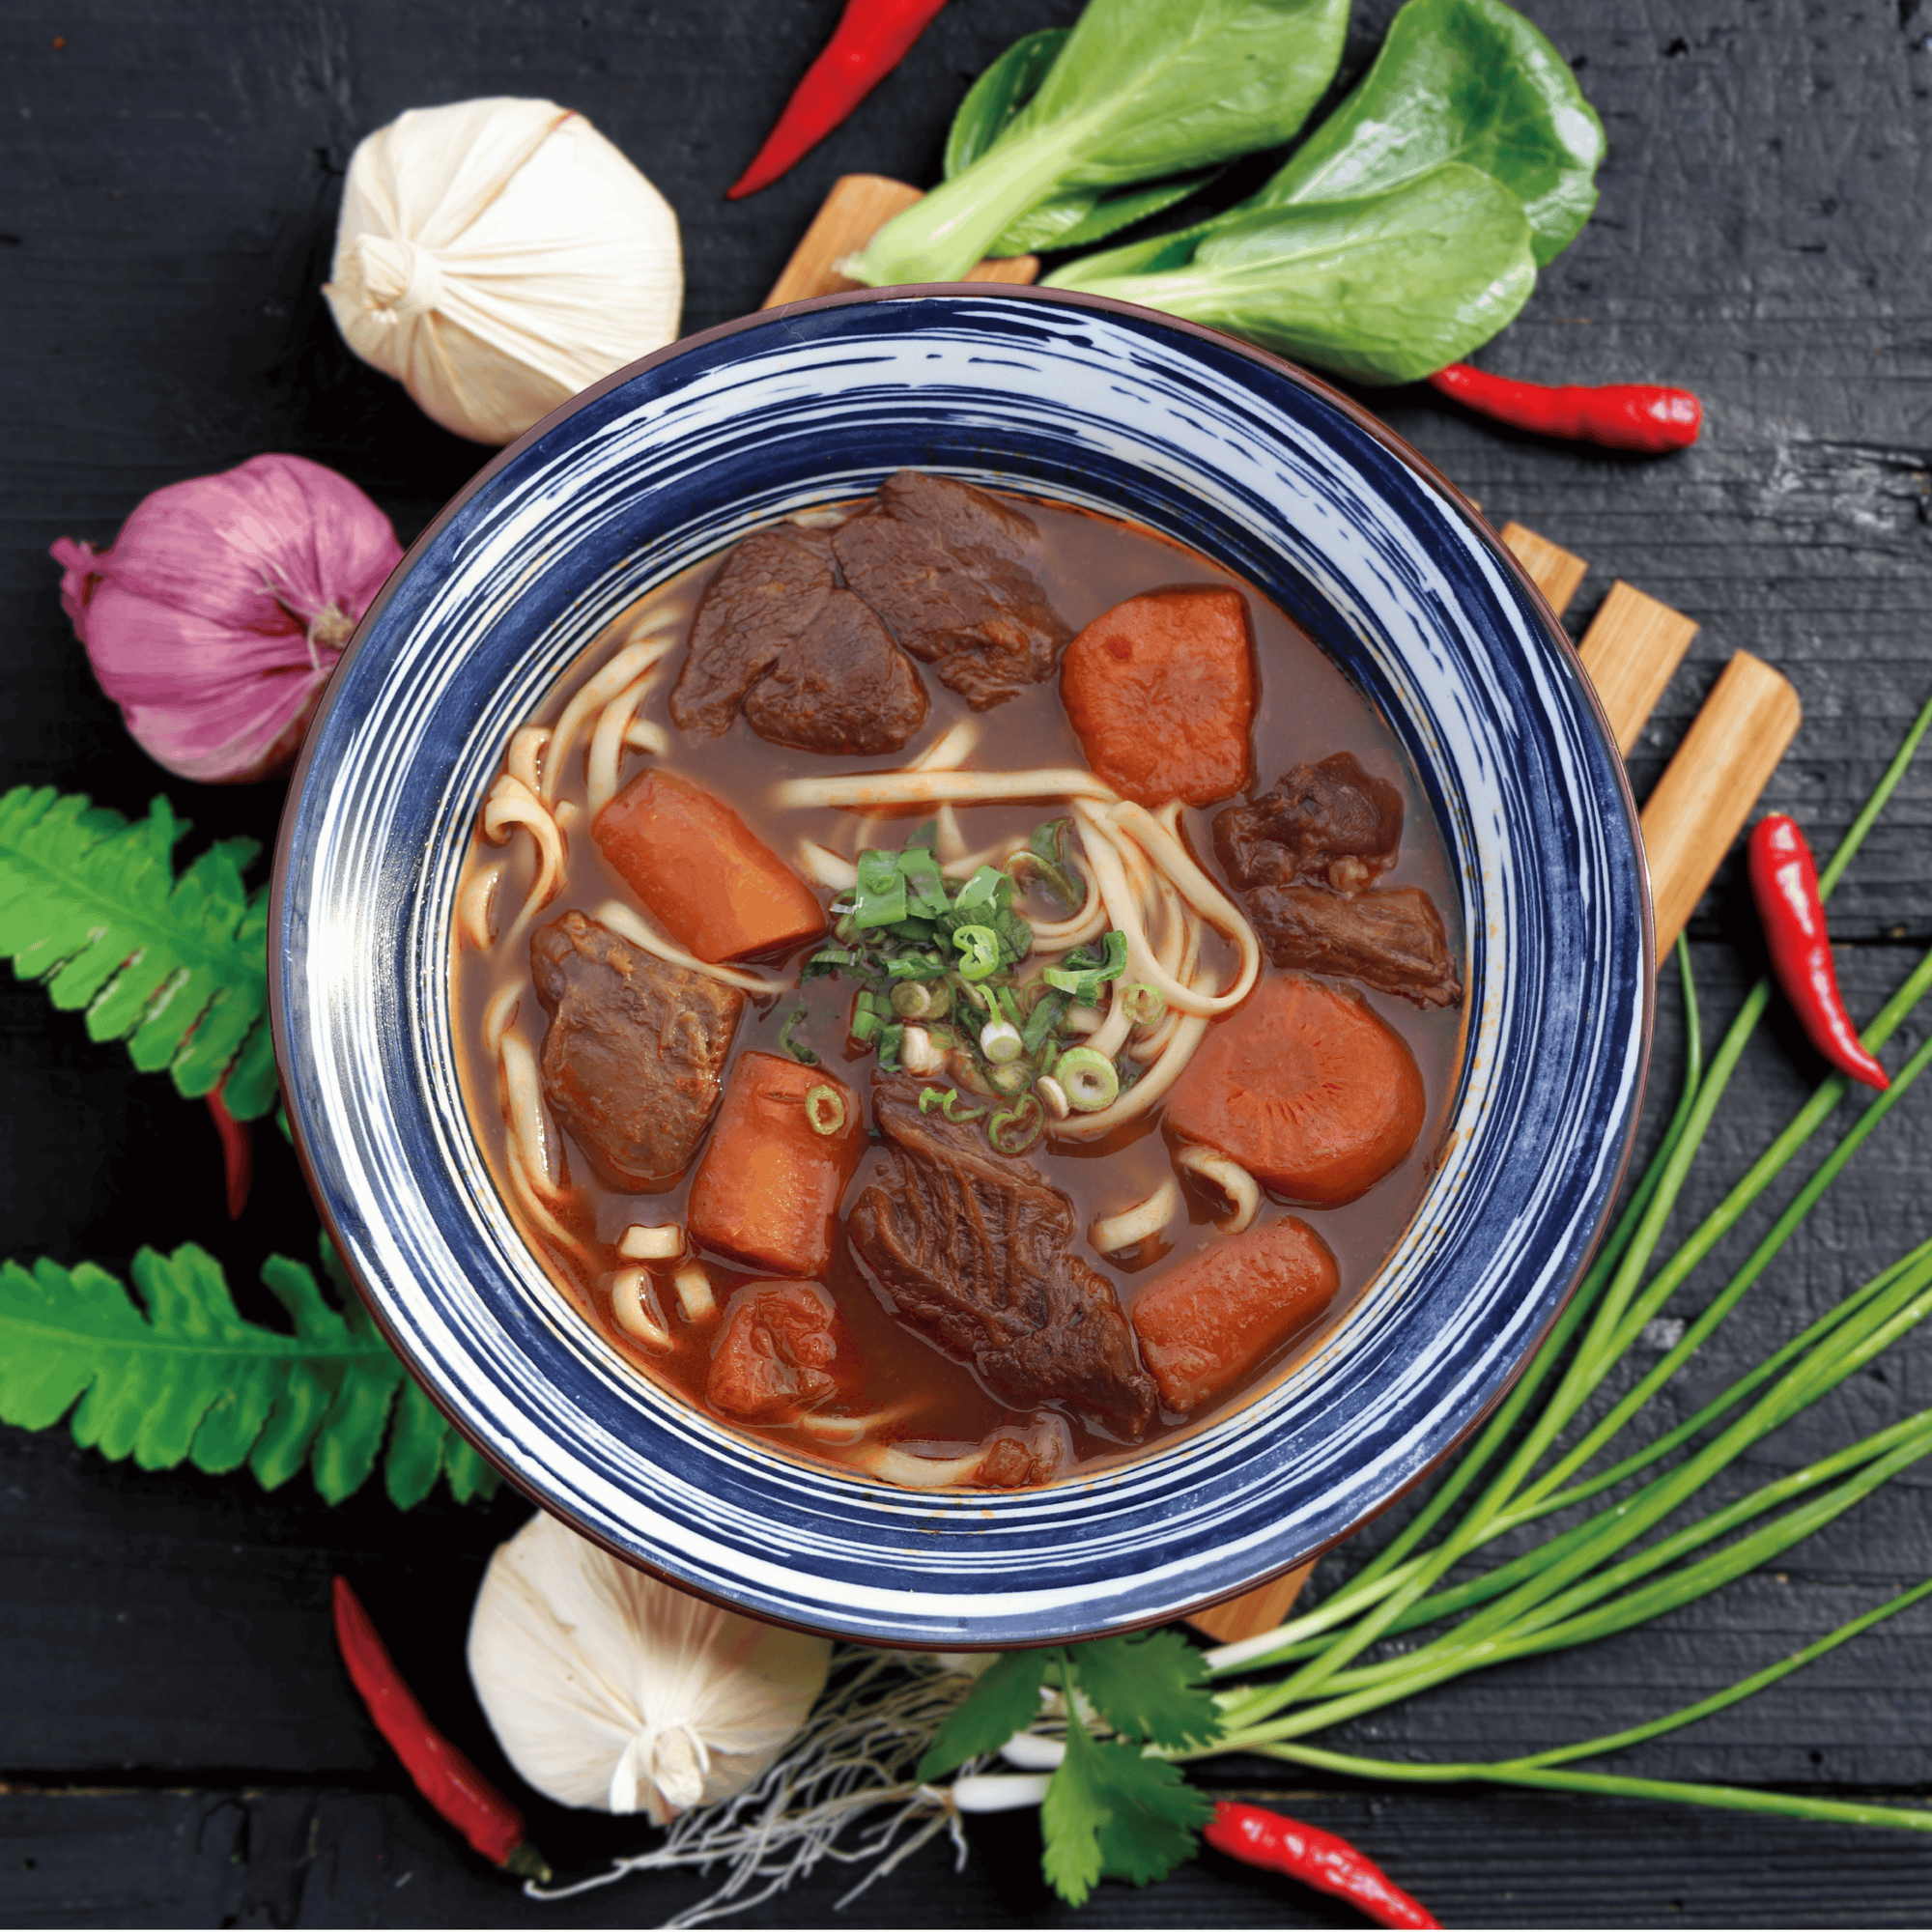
[6,0,1932,1923]
[9,1782,1932,1929]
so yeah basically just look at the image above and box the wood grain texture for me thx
[6,0,1932,1924]
[1643,652,1804,955]
[1579,580,1702,754]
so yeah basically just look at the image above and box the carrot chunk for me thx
[686,1052,867,1278]
[706,1280,839,1423]
[1060,585,1255,807]
[1164,975,1426,1205]
[1131,1217,1340,1415]
[594,768,826,963]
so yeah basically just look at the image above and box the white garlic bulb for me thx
[324,98,683,446]
[468,1510,831,1821]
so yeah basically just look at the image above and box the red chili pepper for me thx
[1205,1801,1438,1929]
[332,1576,553,1882]
[1428,361,1702,452]
[726,0,950,199]
[1747,813,1889,1092]
[205,1082,252,1220]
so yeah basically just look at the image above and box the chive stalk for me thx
[1171,690,1932,1836]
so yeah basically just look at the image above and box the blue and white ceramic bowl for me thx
[273,288,1650,1646]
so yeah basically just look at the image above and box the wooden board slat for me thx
[1184,1561,1317,1644]
[761,173,1038,309]
[1579,581,1702,756]
[1641,651,1804,957]
[1501,520,1590,618]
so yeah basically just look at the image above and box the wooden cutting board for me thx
[764,180,1803,1646]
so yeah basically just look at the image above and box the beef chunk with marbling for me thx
[832,469,1071,709]
[1248,885,1463,1011]
[1213,753,1405,894]
[741,588,928,753]
[1213,753,1463,1009]
[668,528,837,737]
[847,1080,1156,1441]
[530,910,743,1188]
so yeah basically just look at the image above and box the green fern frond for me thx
[0,1238,498,1509]
[0,785,276,1118]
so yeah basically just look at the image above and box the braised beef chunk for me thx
[669,529,837,737]
[1213,753,1462,1009]
[706,1280,839,1423]
[741,588,928,753]
[976,1414,1074,1490]
[1250,884,1463,1009]
[530,911,744,1188]
[848,1081,1157,1440]
[1214,753,1405,893]
[832,469,1072,709]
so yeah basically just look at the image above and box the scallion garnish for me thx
[777,1008,819,1065]
[952,864,1005,912]
[952,923,1003,981]
[1043,928,1129,1003]
[801,821,1117,1151]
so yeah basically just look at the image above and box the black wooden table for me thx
[7,1,1932,1923]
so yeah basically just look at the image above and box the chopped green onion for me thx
[953,864,1005,912]
[876,1020,905,1072]
[1007,818,1082,908]
[850,847,909,929]
[940,1087,986,1123]
[1043,929,1129,1003]
[1054,1045,1121,1113]
[1116,981,1165,1026]
[804,1085,847,1136]
[952,923,1003,980]
[1021,988,1068,1056]
[885,952,949,983]
[980,1019,1025,1065]
[991,984,1026,1028]
[918,1086,947,1114]
[849,989,884,1046]
[892,979,952,1019]
[988,1094,1046,1154]
[903,819,938,853]
[777,1008,819,1065]
[987,1061,1032,1097]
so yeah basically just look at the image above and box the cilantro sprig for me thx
[918,1632,1220,1906]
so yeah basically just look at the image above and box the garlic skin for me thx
[326,99,684,446]
[50,453,402,783]
[469,1511,830,1822]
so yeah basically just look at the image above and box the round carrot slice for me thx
[1060,585,1255,807]
[1164,975,1426,1205]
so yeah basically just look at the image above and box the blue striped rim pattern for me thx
[272,289,1649,1646]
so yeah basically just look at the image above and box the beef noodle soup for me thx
[451,471,1466,1489]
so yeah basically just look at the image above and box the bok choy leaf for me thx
[848,0,1350,288]
[1259,0,1605,265]
[942,28,1225,258]
[1049,162,1538,384]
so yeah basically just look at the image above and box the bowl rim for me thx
[271,282,1654,1643]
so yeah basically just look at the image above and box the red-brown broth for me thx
[451,493,1467,1478]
